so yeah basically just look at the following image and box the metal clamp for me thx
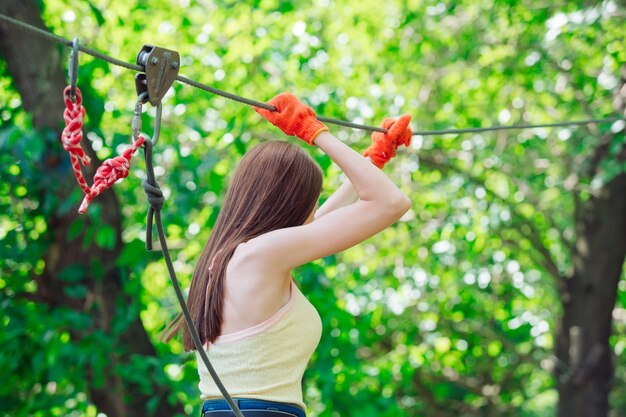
[68,37,80,101]
[135,45,180,106]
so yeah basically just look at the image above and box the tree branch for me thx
[419,154,567,288]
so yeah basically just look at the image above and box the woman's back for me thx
[198,277,322,411]
[219,245,293,335]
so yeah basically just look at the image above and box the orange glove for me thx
[364,114,412,168]
[254,93,328,145]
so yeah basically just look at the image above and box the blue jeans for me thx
[201,398,306,417]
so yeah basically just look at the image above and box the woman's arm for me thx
[314,177,358,220]
[239,130,411,273]
[313,132,409,209]
[315,114,412,220]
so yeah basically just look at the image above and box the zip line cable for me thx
[1,12,623,136]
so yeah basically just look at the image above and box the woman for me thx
[169,93,412,417]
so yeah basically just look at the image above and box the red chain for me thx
[62,86,91,193]
[78,135,146,214]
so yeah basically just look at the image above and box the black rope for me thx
[142,139,245,417]
[0,12,622,137]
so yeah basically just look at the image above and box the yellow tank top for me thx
[196,280,322,410]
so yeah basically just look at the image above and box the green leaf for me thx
[67,217,85,241]
[57,265,85,283]
[63,284,87,298]
[95,225,117,249]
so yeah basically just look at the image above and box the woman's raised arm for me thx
[241,93,411,274]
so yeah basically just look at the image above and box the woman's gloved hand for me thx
[364,114,412,168]
[254,92,328,145]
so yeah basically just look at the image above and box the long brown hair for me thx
[165,141,323,350]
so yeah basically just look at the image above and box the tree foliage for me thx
[1,1,625,416]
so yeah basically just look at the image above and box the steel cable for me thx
[0,13,622,136]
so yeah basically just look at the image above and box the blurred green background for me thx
[1,0,625,416]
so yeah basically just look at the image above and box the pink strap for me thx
[208,249,224,273]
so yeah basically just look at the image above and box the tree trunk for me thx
[0,2,184,416]
[555,69,626,416]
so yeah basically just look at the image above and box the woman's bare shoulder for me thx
[227,241,291,291]
[221,243,292,331]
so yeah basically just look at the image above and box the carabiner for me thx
[68,37,79,101]
[131,92,161,145]
[152,103,162,146]
[132,92,149,140]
